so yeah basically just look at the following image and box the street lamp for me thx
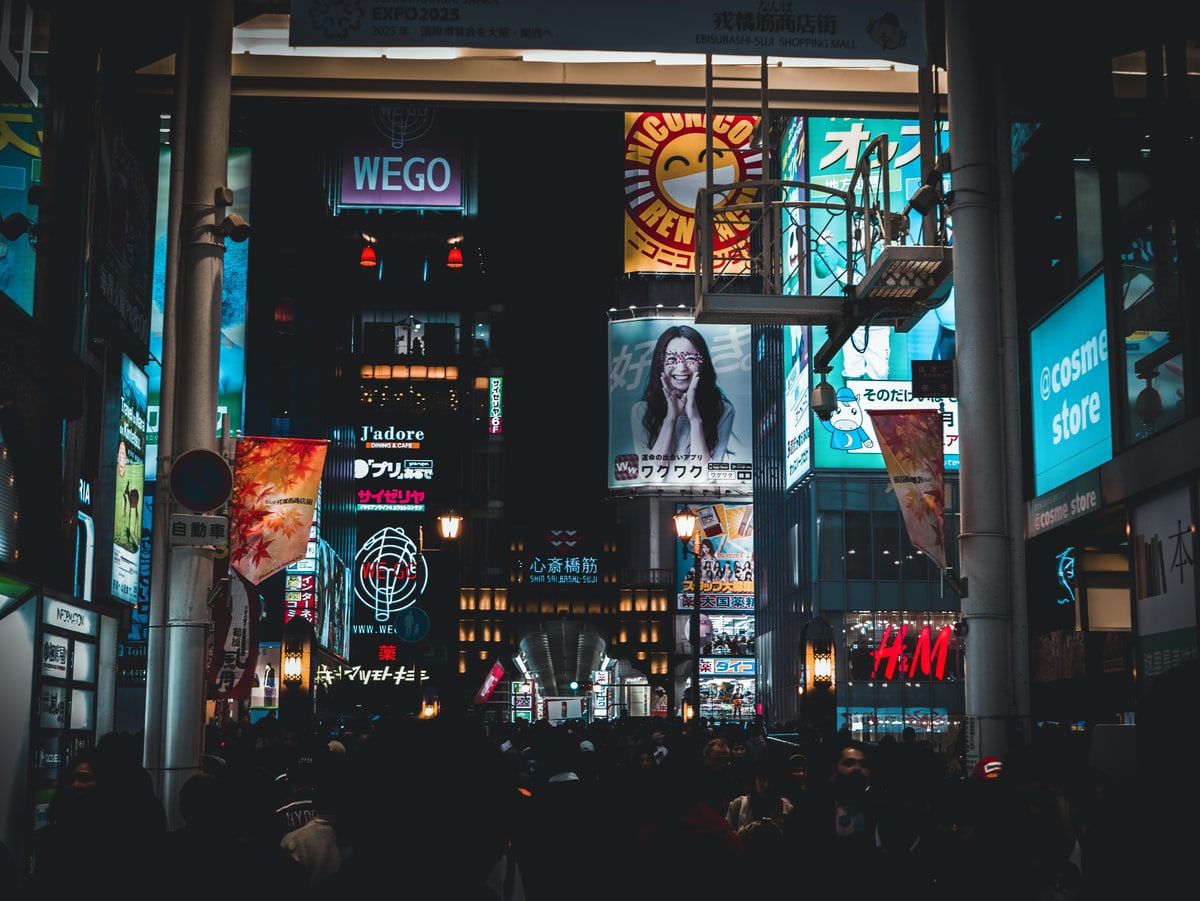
[437,509,462,541]
[674,505,702,725]
[280,615,315,734]
[412,510,463,717]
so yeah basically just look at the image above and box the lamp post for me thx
[674,506,702,726]
[280,615,315,735]
[413,509,462,716]
[801,616,835,729]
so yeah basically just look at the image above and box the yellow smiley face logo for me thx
[624,112,763,261]
[655,131,741,213]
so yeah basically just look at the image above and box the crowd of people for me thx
[13,709,1152,900]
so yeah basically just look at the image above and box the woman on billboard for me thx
[632,325,735,479]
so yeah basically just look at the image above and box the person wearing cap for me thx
[972,756,1004,781]
[786,752,809,796]
[650,730,670,765]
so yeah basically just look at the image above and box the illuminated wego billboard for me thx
[338,106,463,210]
[608,317,753,493]
[623,112,762,274]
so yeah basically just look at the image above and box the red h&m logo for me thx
[871,624,953,680]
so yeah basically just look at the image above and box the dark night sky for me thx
[471,107,631,525]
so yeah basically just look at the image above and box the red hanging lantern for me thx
[360,245,377,267]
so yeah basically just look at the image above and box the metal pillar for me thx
[142,0,191,802]
[944,3,1031,766]
[144,0,234,829]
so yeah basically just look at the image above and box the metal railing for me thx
[693,134,953,369]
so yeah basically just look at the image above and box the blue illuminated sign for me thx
[1030,272,1112,496]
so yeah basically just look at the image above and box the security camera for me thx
[811,378,838,421]
[217,214,250,243]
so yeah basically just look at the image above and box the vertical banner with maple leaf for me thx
[230,436,328,585]
[867,409,947,571]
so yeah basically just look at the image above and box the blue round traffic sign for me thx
[170,448,234,512]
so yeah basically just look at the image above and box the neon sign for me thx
[1056,546,1076,606]
[870,624,953,680]
[315,663,425,685]
[354,525,427,619]
[489,377,503,434]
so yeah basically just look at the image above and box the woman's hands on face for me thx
[661,370,688,419]
[661,369,701,419]
[683,371,701,418]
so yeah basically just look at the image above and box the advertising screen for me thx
[1029,271,1112,496]
[350,421,452,664]
[675,501,755,616]
[675,500,756,719]
[814,381,959,473]
[315,540,351,661]
[623,111,762,274]
[0,101,40,317]
[609,317,753,492]
[112,355,147,604]
[147,147,251,480]
[779,116,808,296]
[797,118,957,473]
[783,325,812,487]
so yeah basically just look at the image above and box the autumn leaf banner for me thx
[866,409,946,571]
[229,436,328,585]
